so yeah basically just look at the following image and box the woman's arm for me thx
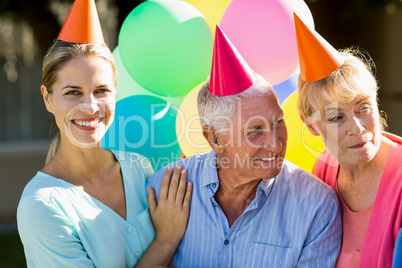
[135,165,192,268]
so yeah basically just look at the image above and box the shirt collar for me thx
[199,150,220,188]
[200,150,277,195]
[258,177,276,197]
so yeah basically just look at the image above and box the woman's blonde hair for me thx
[297,47,387,129]
[43,39,116,164]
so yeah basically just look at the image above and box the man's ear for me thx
[301,115,320,136]
[41,85,53,114]
[202,125,225,153]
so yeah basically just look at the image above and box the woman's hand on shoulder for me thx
[147,165,192,249]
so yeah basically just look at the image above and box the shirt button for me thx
[211,183,217,189]
[224,239,229,245]
[126,227,132,233]
[135,251,141,258]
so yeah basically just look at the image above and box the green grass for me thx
[0,231,26,268]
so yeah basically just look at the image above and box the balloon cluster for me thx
[103,0,324,172]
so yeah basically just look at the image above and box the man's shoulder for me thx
[274,160,340,216]
[280,160,336,196]
[148,151,214,183]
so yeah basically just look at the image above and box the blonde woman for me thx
[295,14,402,267]
[17,1,192,267]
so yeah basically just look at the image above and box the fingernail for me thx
[167,166,172,171]
[181,169,187,175]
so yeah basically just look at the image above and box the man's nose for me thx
[262,131,282,153]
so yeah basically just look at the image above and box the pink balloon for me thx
[220,0,314,85]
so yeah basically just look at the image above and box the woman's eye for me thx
[328,116,342,122]
[96,88,111,94]
[65,90,79,95]
[360,105,371,114]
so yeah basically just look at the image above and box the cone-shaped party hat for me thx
[294,13,344,82]
[58,0,104,44]
[209,25,256,96]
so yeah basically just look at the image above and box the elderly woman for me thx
[295,14,402,268]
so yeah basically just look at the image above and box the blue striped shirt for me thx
[147,151,342,267]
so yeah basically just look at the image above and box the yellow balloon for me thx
[281,91,325,172]
[175,84,211,157]
[184,0,232,35]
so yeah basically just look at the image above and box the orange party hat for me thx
[294,13,344,82]
[209,25,256,96]
[58,0,104,44]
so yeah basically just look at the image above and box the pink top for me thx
[313,132,402,268]
[335,181,373,268]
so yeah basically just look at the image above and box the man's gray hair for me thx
[197,74,275,133]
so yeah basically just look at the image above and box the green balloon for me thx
[112,47,148,101]
[118,0,213,97]
[112,46,185,108]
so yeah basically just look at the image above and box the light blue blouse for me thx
[17,151,155,268]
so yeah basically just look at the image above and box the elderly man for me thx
[147,26,341,267]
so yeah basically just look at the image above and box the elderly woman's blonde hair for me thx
[297,47,387,129]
